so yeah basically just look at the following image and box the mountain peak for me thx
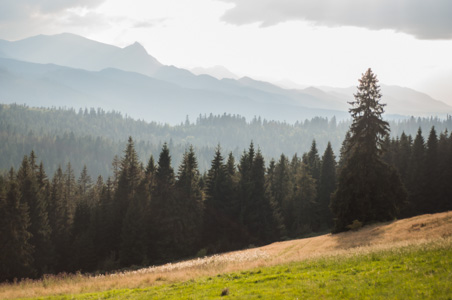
[123,41,148,55]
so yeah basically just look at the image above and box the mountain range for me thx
[0,33,450,124]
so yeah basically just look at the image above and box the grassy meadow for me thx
[1,212,451,299]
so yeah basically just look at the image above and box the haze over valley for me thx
[1,33,451,124]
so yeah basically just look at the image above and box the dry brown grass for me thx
[1,211,451,299]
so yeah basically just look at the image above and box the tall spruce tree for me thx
[48,166,73,272]
[290,162,317,236]
[174,146,204,256]
[423,127,440,213]
[203,146,230,252]
[150,143,177,261]
[330,68,406,232]
[407,128,426,216]
[270,154,292,236]
[17,155,54,276]
[318,142,337,230]
[113,137,143,259]
[71,167,96,272]
[438,130,452,211]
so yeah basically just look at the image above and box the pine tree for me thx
[119,191,148,267]
[17,155,54,276]
[290,162,317,236]
[71,166,97,271]
[438,130,451,212]
[394,132,411,184]
[0,175,34,281]
[174,146,204,256]
[266,159,286,240]
[423,127,440,213]
[270,154,292,237]
[407,128,426,216]
[113,137,143,259]
[203,146,229,252]
[96,177,117,271]
[237,144,278,245]
[338,131,351,170]
[330,69,406,232]
[150,143,177,261]
[48,166,73,272]
[318,142,337,230]
[305,140,321,182]
[248,149,277,244]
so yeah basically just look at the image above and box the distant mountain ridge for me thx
[0,33,450,123]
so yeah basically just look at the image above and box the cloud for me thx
[0,0,106,39]
[132,18,167,29]
[220,0,452,40]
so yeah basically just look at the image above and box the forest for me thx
[1,69,452,282]
[1,103,452,177]
[1,124,451,281]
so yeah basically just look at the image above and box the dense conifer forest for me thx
[1,70,452,282]
[1,103,451,177]
[1,124,451,281]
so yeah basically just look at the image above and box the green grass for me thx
[26,241,452,299]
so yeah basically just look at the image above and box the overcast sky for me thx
[1,0,452,105]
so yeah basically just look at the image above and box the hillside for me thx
[1,103,452,178]
[1,211,451,299]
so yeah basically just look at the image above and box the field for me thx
[1,212,451,299]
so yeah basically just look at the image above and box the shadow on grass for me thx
[331,220,394,250]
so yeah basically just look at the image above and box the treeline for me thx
[1,124,452,282]
[2,103,452,177]
[382,127,452,216]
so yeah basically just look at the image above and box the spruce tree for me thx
[150,143,177,261]
[0,176,34,281]
[266,159,286,240]
[71,167,96,271]
[174,146,204,256]
[48,166,72,272]
[318,142,337,230]
[407,128,426,216]
[17,155,54,276]
[290,162,317,236]
[423,127,440,213]
[438,130,451,211]
[394,132,411,184]
[203,146,229,252]
[305,140,321,182]
[270,154,292,237]
[330,68,406,232]
[113,137,143,258]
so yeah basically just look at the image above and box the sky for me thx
[1,0,452,105]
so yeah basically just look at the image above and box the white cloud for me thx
[220,0,452,40]
[0,0,106,39]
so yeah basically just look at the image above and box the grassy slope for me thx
[2,212,452,299]
[35,239,452,299]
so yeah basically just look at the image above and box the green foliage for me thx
[0,176,34,281]
[33,240,452,299]
[331,69,407,232]
[317,142,337,230]
[0,99,451,281]
[2,103,451,179]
